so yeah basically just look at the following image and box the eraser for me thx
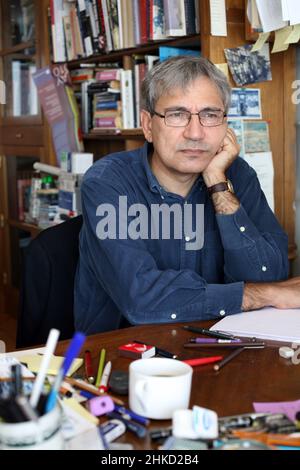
[88,396,114,417]
[279,346,294,359]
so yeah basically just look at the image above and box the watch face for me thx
[227,179,234,193]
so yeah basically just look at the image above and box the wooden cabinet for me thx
[0,0,54,315]
[0,0,297,317]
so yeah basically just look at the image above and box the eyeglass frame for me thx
[151,108,227,128]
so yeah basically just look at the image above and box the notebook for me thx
[210,307,300,342]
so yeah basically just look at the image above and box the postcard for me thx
[227,119,245,157]
[228,88,262,119]
[243,121,270,153]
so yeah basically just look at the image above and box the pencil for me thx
[64,377,125,406]
[213,347,244,371]
[95,349,106,387]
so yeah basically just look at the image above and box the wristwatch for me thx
[207,179,234,196]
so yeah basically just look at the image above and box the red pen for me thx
[183,356,223,367]
[85,350,95,384]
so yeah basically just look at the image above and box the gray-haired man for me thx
[75,57,300,335]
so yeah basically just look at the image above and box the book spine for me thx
[163,0,186,36]
[94,116,122,127]
[183,0,196,35]
[101,0,113,51]
[139,0,148,44]
[121,69,134,129]
[152,0,165,40]
[77,0,94,56]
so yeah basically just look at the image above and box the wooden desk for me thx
[56,321,300,450]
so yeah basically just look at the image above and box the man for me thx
[74,56,300,335]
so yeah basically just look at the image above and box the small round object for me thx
[279,346,294,359]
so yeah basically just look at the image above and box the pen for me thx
[11,364,23,397]
[184,342,265,349]
[213,347,245,371]
[95,349,106,388]
[99,361,112,393]
[114,405,150,426]
[45,332,86,413]
[190,338,242,343]
[183,325,236,340]
[84,350,95,384]
[133,340,177,359]
[183,356,223,366]
[30,329,60,408]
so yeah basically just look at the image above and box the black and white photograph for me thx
[224,43,272,86]
[228,88,262,119]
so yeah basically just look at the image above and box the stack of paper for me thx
[210,307,300,342]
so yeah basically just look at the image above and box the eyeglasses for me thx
[152,109,227,127]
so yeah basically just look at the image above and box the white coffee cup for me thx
[129,358,193,420]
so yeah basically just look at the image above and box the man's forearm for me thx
[211,191,240,215]
[203,172,240,215]
[242,279,300,311]
[242,283,274,311]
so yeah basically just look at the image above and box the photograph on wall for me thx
[228,88,262,119]
[224,43,272,86]
[243,121,271,153]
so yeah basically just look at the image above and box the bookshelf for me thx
[0,0,297,318]
[0,0,54,315]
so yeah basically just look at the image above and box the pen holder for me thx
[0,403,65,450]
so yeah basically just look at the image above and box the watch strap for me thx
[207,181,229,196]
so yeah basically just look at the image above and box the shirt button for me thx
[161,195,165,200]
[185,236,190,242]
[171,313,177,320]
[239,226,246,232]
[262,265,267,272]
[219,309,226,316]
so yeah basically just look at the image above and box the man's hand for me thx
[203,128,241,187]
[242,277,300,311]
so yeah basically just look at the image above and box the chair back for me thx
[16,216,83,348]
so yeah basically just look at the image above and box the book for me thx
[118,342,156,358]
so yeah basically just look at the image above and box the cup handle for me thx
[134,380,148,413]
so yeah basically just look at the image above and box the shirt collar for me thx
[142,142,162,194]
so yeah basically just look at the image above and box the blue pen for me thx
[45,332,86,413]
[114,405,150,426]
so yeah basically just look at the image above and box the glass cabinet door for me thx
[0,0,40,120]
[3,0,35,49]
[2,49,38,118]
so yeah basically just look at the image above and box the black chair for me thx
[16,216,83,348]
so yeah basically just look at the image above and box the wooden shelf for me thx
[84,129,145,140]
[64,34,201,68]
[8,219,41,238]
[0,41,35,57]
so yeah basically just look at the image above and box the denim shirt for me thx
[74,143,288,335]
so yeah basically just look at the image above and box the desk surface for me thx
[56,321,300,450]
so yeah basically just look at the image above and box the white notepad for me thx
[210,307,300,342]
